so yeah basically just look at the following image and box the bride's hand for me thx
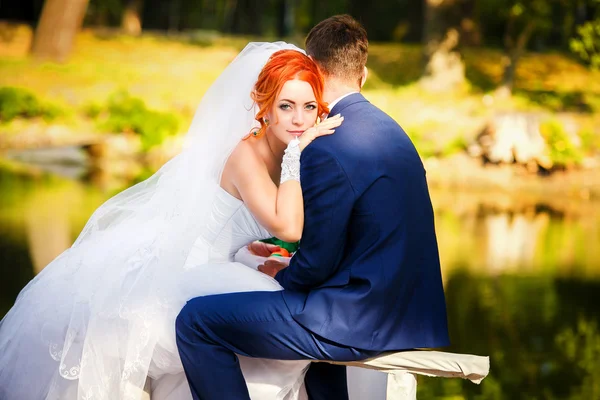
[248,241,280,257]
[298,114,344,151]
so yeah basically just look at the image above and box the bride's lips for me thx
[287,130,304,137]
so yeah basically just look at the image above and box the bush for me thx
[0,87,64,122]
[579,128,600,156]
[406,127,437,159]
[441,135,468,157]
[539,120,583,168]
[90,91,180,150]
[407,123,468,159]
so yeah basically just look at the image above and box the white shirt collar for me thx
[326,91,359,115]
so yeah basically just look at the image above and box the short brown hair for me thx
[305,15,368,85]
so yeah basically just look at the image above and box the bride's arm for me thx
[226,116,343,242]
[228,143,303,242]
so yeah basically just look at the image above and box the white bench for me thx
[139,248,490,398]
[330,350,490,399]
[139,350,488,399]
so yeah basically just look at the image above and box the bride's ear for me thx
[359,67,368,89]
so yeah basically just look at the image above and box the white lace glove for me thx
[280,138,301,184]
[279,115,344,184]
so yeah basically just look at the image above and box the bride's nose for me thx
[292,109,305,126]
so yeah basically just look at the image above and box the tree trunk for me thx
[230,0,261,35]
[277,0,296,37]
[500,52,518,94]
[30,0,89,62]
[498,20,535,96]
[121,0,144,35]
[421,0,466,92]
[459,0,480,46]
[168,0,181,32]
[221,0,237,32]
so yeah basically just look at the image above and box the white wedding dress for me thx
[148,186,312,400]
[0,186,310,400]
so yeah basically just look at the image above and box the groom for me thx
[176,15,449,400]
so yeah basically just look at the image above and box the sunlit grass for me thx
[0,25,599,151]
[0,29,242,115]
[2,26,599,108]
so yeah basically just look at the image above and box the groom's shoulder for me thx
[302,136,339,158]
[363,102,399,125]
[342,98,400,129]
[301,135,352,171]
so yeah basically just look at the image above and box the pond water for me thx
[1,165,599,399]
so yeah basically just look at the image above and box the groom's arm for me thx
[275,145,354,291]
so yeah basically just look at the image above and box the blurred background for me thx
[1,0,600,398]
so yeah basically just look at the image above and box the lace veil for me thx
[0,41,302,399]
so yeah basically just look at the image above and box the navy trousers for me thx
[175,291,379,400]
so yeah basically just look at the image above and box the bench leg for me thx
[347,366,388,399]
[386,372,417,400]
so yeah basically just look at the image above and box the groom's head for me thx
[305,15,368,90]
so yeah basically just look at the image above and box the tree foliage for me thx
[11,0,600,87]
[570,2,600,70]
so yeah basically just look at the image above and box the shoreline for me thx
[425,153,600,202]
[2,119,600,203]
[3,143,600,209]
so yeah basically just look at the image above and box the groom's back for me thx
[294,94,449,351]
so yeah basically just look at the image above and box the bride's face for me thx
[267,78,318,145]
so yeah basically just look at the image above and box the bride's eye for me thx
[279,103,292,110]
[305,104,317,111]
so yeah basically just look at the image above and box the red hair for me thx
[250,50,329,137]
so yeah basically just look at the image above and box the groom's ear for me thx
[359,67,368,89]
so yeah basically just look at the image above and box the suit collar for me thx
[329,92,369,116]
[327,91,359,112]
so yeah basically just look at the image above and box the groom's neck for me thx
[323,78,360,105]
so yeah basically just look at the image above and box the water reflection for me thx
[432,189,600,279]
[0,167,107,316]
[1,166,599,398]
[419,274,600,400]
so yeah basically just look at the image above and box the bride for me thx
[0,43,348,399]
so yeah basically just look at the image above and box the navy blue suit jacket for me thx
[275,93,450,351]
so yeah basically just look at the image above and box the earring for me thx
[264,118,269,126]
